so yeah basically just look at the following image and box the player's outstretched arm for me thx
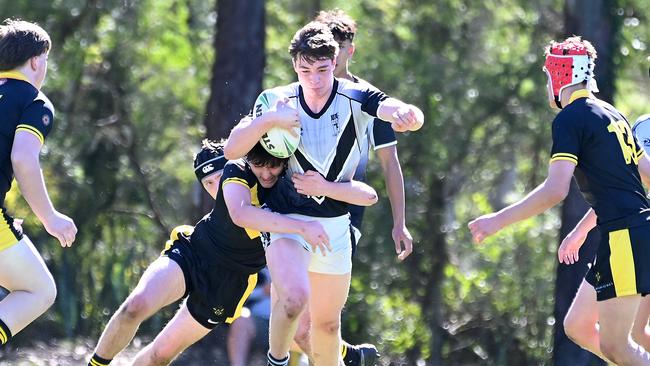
[376,98,424,132]
[558,208,596,265]
[376,146,412,261]
[291,171,378,206]
[224,99,300,160]
[468,160,575,244]
[223,182,331,253]
[11,131,77,247]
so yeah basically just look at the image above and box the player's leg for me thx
[631,294,650,350]
[0,236,56,344]
[292,308,312,357]
[130,302,211,366]
[598,295,650,365]
[308,270,351,366]
[89,256,186,365]
[266,238,311,365]
[562,279,608,360]
[228,313,256,366]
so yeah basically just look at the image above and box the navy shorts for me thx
[161,226,259,329]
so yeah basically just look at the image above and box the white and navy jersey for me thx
[350,75,397,182]
[261,78,388,217]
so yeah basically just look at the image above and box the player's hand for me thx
[392,224,413,261]
[468,213,502,244]
[43,211,77,248]
[270,98,300,137]
[392,104,424,132]
[292,170,328,197]
[299,221,331,255]
[558,229,587,265]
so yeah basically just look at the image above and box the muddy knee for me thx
[282,289,309,320]
[119,293,153,322]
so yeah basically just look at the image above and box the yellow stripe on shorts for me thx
[225,273,258,324]
[0,209,19,252]
[609,228,637,297]
[0,326,7,344]
[160,225,193,254]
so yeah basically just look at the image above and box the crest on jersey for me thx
[330,113,340,136]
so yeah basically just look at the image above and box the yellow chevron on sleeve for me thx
[223,177,250,189]
[16,124,44,145]
[550,153,578,165]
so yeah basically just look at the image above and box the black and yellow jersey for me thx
[191,160,267,274]
[0,71,54,206]
[550,90,649,228]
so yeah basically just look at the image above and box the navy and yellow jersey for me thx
[550,90,649,227]
[190,159,266,275]
[0,71,54,206]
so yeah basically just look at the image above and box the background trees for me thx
[0,0,647,364]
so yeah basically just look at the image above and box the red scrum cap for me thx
[543,39,597,109]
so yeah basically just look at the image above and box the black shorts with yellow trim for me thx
[186,266,258,329]
[585,223,650,301]
[160,225,196,299]
[160,225,259,329]
[0,207,23,252]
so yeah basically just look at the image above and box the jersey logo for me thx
[608,120,640,165]
[331,113,340,136]
[42,114,50,126]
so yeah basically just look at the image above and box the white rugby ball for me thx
[633,114,650,153]
[254,90,301,158]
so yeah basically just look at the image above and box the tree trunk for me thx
[552,1,619,364]
[201,0,265,214]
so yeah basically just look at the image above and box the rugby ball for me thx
[254,90,301,158]
[633,114,650,153]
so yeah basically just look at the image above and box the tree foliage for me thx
[0,0,647,364]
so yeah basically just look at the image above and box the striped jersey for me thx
[259,78,388,217]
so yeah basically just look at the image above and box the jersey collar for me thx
[567,89,591,105]
[0,71,30,83]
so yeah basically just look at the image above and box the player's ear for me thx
[29,56,39,71]
[349,43,356,57]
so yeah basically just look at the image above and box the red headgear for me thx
[543,40,595,109]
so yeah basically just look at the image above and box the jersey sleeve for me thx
[370,118,397,150]
[16,95,54,145]
[222,161,256,190]
[550,113,581,165]
[348,83,388,118]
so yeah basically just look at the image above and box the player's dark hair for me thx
[289,21,339,63]
[246,142,288,169]
[315,9,356,43]
[0,19,51,71]
[193,139,226,182]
